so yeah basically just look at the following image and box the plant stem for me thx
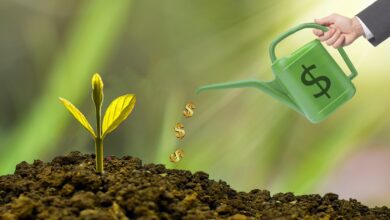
[95,137,104,173]
[95,105,103,173]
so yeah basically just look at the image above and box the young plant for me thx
[59,73,136,174]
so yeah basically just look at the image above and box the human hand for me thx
[313,14,364,48]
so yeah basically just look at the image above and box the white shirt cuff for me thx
[355,16,374,40]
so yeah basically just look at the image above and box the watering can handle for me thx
[269,23,358,80]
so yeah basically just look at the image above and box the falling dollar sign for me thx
[174,122,186,139]
[169,149,184,163]
[183,102,195,118]
[301,64,331,98]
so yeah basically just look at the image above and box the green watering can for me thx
[196,23,358,123]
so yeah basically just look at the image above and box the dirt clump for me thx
[0,151,389,219]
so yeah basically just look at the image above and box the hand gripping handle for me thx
[269,23,358,80]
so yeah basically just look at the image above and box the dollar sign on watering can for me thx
[301,64,331,99]
[196,23,358,123]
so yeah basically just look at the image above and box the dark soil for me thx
[0,152,389,220]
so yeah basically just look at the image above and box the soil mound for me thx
[0,152,389,219]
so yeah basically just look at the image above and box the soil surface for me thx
[0,152,389,220]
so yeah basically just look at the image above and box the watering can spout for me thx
[196,79,302,113]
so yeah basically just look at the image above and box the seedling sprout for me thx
[59,73,136,173]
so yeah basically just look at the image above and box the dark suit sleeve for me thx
[357,0,390,46]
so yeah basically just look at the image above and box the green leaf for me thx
[102,94,136,138]
[59,97,96,138]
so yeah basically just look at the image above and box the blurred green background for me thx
[1,0,390,207]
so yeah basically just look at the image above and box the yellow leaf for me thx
[102,94,136,138]
[59,97,96,138]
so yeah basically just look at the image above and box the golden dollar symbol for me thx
[169,149,184,163]
[174,122,185,139]
[183,101,196,118]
